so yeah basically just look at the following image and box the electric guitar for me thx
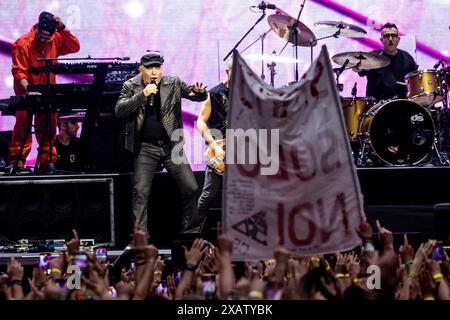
[203,139,225,176]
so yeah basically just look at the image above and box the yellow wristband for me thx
[249,290,264,300]
[310,257,320,262]
[51,268,62,274]
[153,271,162,276]
[353,277,359,284]
[325,265,331,272]
[335,273,348,279]
[433,273,444,280]
[424,296,435,300]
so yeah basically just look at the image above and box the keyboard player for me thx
[8,11,80,172]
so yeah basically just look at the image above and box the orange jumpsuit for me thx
[9,25,80,167]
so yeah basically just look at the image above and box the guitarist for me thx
[195,63,231,233]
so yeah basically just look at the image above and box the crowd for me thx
[0,220,449,301]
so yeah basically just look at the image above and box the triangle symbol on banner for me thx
[232,211,267,246]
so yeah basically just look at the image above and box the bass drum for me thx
[359,99,435,166]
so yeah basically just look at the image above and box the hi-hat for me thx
[332,51,391,70]
[268,14,317,47]
[314,21,367,38]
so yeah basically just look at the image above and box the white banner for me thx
[223,46,365,260]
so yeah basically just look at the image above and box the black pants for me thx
[195,167,223,231]
[133,141,199,234]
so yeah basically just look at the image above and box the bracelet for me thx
[325,265,332,272]
[335,273,350,279]
[51,268,62,274]
[433,273,444,280]
[352,277,359,284]
[404,260,414,267]
[8,279,23,287]
[249,290,264,300]
[424,295,435,300]
[153,271,163,276]
[185,263,198,271]
[310,257,320,262]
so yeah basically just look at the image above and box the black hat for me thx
[141,52,164,68]
[38,11,57,35]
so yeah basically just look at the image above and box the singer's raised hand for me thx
[192,82,208,94]
[143,83,158,97]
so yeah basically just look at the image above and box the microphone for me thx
[433,58,446,69]
[253,1,276,10]
[149,80,156,107]
[351,82,357,97]
[334,59,350,76]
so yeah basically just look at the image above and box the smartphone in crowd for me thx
[202,274,216,299]
[73,252,89,274]
[95,247,108,263]
[156,281,169,298]
[432,241,444,262]
[39,253,53,275]
[130,261,136,281]
[174,269,183,285]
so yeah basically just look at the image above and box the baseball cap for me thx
[38,11,57,35]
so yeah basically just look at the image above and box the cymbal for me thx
[268,14,317,47]
[314,21,367,38]
[332,51,391,70]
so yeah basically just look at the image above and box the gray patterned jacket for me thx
[115,74,207,155]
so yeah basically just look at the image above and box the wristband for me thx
[51,268,62,274]
[335,273,350,279]
[433,273,444,280]
[424,295,435,300]
[404,259,414,267]
[185,263,198,271]
[153,271,163,276]
[249,290,264,300]
[8,279,22,287]
[310,257,320,262]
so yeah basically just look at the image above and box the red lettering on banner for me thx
[288,202,316,246]
[277,192,349,246]
[277,203,285,245]
[240,97,253,109]
[268,145,288,181]
[291,143,317,182]
[319,129,341,174]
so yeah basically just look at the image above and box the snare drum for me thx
[405,69,442,106]
[359,99,435,166]
[340,97,375,141]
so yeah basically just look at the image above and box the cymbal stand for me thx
[267,50,277,87]
[240,28,273,81]
[223,9,267,61]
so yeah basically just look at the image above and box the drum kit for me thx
[333,53,449,167]
[224,4,450,167]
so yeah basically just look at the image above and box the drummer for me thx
[354,22,417,101]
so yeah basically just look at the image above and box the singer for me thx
[353,22,417,101]
[115,52,208,236]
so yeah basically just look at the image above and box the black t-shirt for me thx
[54,136,82,171]
[140,86,168,142]
[207,82,229,139]
[359,49,417,101]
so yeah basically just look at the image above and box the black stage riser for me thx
[0,167,450,249]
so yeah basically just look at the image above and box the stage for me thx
[0,165,449,261]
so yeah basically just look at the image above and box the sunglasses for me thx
[382,33,399,39]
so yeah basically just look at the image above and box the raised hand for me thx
[183,238,207,266]
[356,221,373,240]
[399,233,415,264]
[67,229,80,255]
[192,82,208,94]
[376,220,394,250]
